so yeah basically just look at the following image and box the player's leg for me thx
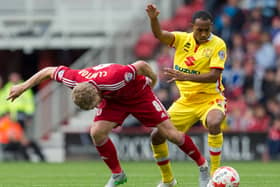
[156,119,210,187]
[201,97,226,176]
[206,110,225,176]
[132,88,207,186]
[90,120,127,187]
[151,98,199,185]
[90,120,122,173]
[150,129,176,186]
[92,102,130,187]
[156,121,206,165]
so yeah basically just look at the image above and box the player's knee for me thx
[207,111,224,134]
[208,123,221,134]
[90,126,107,145]
[150,128,166,145]
[207,120,223,134]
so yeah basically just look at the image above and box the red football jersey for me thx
[52,64,150,102]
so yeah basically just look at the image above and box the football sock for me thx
[208,133,223,176]
[96,138,122,174]
[179,135,205,166]
[151,142,174,183]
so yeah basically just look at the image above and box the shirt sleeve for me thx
[170,31,184,48]
[52,66,70,82]
[124,64,137,82]
[209,41,227,69]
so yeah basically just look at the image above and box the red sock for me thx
[179,135,205,166]
[95,138,122,173]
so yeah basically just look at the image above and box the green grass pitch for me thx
[0,161,279,187]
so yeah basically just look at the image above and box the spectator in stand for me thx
[229,33,246,62]
[227,94,247,115]
[155,45,174,85]
[273,31,280,67]
[254,32,276,97]
[169,83,180,102]
[246,104,270,132]
[245,21,262,43]
[261,68,279,102]
[3,72,45,162]
[214,0,245,44]
[3,72,35,129]
[244,87,259,107]
[271,16,280,39]
[255,32,276,71]
[226,94,248,132]
[262,0,278,30]
[267,116,280,160]
[242,56,255,92]
[227,106,254,132]
[240,107,255,131]
[0,113,30,160]
[214,12,232,44]
[223,59,245,97]
[155,88,173,109]
[226,107,242,131]
[204,0,223,16]
[265,98,280,121]
[276,0,280,16]
[246,7,264,28]
[243,42,262,98]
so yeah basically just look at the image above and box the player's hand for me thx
[6,84,26,102]
[164,68,187,82]
[146,4,160,19]
[145,77,157,88]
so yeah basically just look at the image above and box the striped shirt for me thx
[52,64,149,103]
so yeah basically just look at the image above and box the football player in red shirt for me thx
[7,60,207,187]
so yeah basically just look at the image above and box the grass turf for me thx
[0,161,279,187]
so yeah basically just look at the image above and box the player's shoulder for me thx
[90,63,123,71]
[211,34,226,46]
[172,31,190,38]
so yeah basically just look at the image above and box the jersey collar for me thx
[191,32,214,43]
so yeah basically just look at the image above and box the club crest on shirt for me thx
[202,48,213,57]
[218,50,225,60]
[124,72,133,82]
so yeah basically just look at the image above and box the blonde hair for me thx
[71,82,100,110]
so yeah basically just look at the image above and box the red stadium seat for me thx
[173,6,193,30]
[134,43,155,59]
[173,15,192,31]
[160,19,175,31]
[175,6,193,19]
[134,32,159,59]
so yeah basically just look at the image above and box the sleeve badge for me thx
[57,70,65,80]
[124,72,133,82]
[218,50,225,60]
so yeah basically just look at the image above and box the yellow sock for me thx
[208,133,223,176]
[151,142,174,183]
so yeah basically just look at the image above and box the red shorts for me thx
[94,87,169,127]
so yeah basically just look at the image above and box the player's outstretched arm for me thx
[146,4,174,46]
[7,67,57,102]
[132,60,157,88]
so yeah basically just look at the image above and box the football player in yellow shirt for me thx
[146,4,227,187]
